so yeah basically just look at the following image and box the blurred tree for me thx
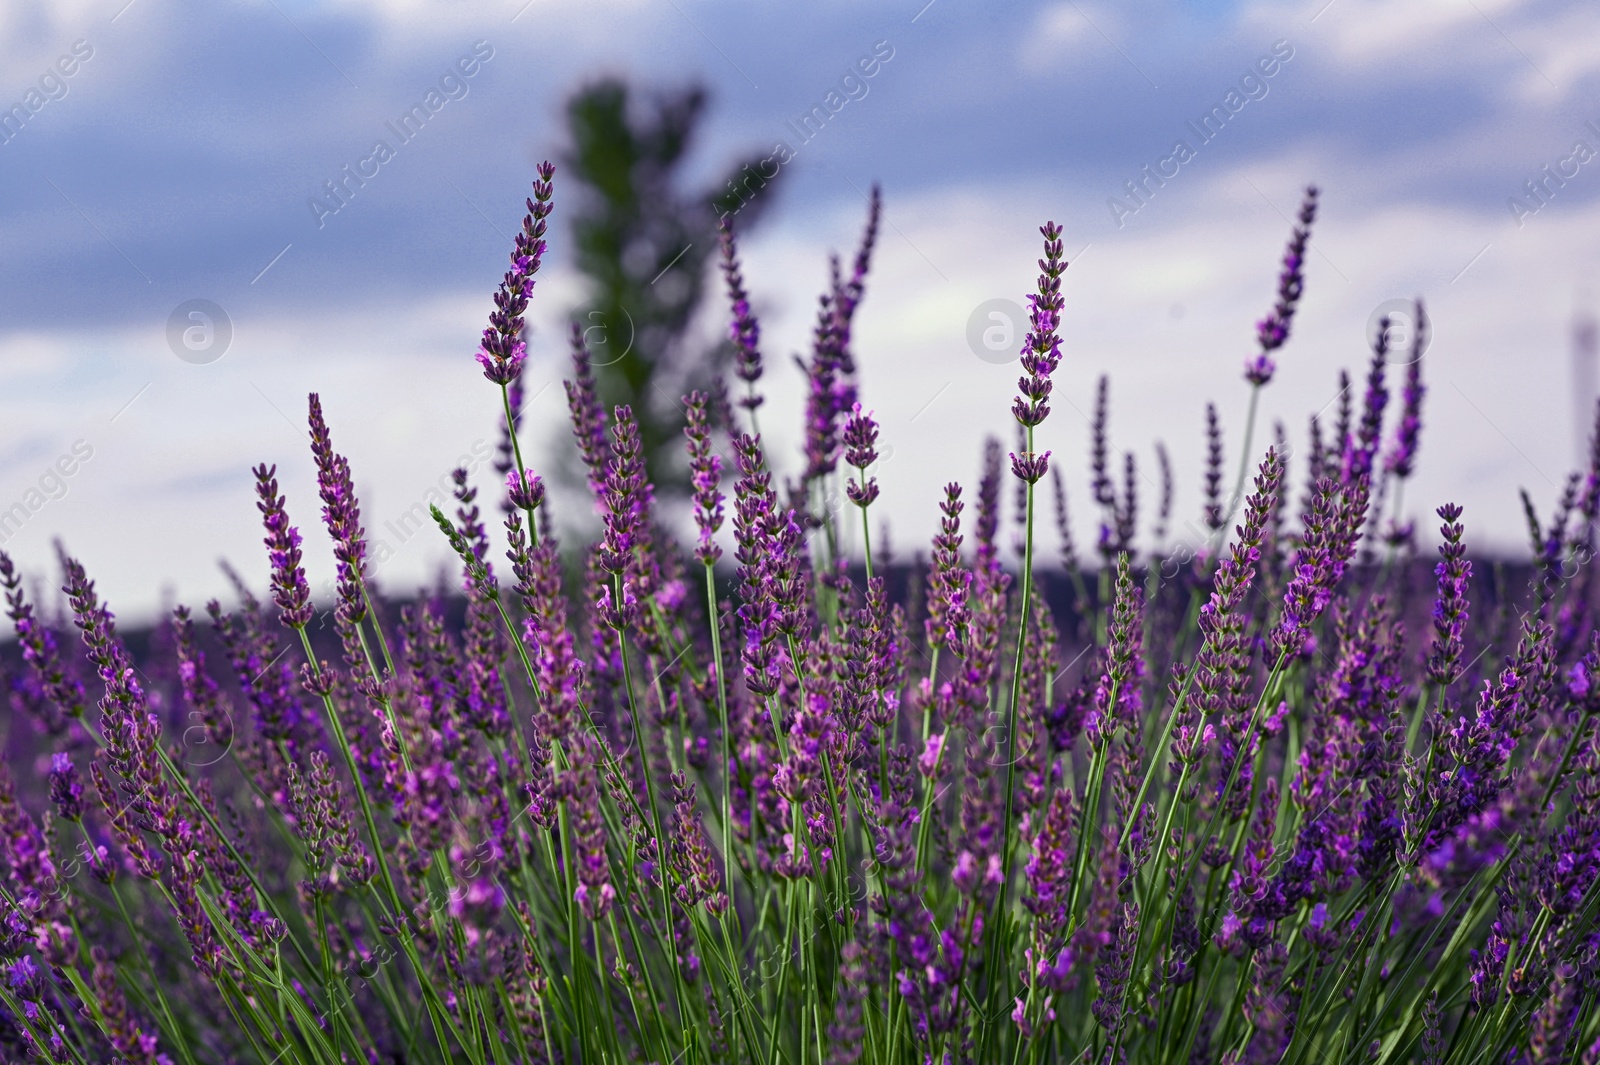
[562,77,781,493]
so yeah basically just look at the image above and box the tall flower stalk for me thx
[1216,185,1318,556]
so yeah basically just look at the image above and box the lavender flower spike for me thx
[476,161,555,385]
[1384,298,1427,478]
[719,217,765,414]
[684,391,725,564]
[506,469,545,513]
[1427,503,1471,685]
[253,463,314,629]
[48,753,82,823]
[843,404,881,508]
[1244,184,1318,385]
[307,395,369,624]
[1012,221,1068,429]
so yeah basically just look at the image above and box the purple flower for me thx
[598,405,647,576]
[568,735,615,920]
[476,162,554,384]
[1090,375,1113,508]
[843,404,881,508]
[1203,402,1225,532]
[1341,330,1391,484]
[801,288,851,482]
[669,773,728,915]
[835,183,881,354]
[684,391,725,564]
[1272,473,1369,659]
[1384,300,1427,478]
[564,323,613,501]
[1154,440,1174,544]
[512,529,587,745]
[1529,965,1580,1065]
[506,468,545,513]
[925,483,971,653]
[1244,184,1317,385]
[0,552,88,720]
[447,835,506,949]
[307,394,369,624]
[1012,221,1068,428]
[172,606,234,754]
[719,219,765,415]
[1023,788,1077,986]
[1088,552,1145,746]
[1096,451,1137,559]
[252,463,314,628]
[1091,903,1138,1032]
[829,942,869,1063]
[5,957,37,992]
[48,753,81,823]
[1194,451,1283,793]
[1427,503,1471,686]
[1009,449,1052,486]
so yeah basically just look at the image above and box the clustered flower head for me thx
[683,390,724,564]
[719,219,765,414]
[1244,184,1318,385]
[843,403,880,508]
[1011,222,1069,475]
[253,462,313,628]
[475,161,555,385]
[0,169,1587,1065]
[307,393,369,625]
[506,468,545,513]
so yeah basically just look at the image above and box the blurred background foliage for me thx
[560,77,781,495]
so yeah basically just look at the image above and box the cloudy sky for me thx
[1,0,1597,622]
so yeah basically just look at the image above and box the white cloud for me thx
[1019,2,1099,74]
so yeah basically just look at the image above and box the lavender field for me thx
[4,2,1600,1063]
[0,159,1594,1063]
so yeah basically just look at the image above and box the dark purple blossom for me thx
[475,162,554,384]
[843,404,881,508]
[1012,221,1068,428]
[1091,375,1113,508]
[1384,300,1427,478]
[1203,403,1225,532]
[0,551,87,720]
[47,754,81,823]
[719,218,765,415]
[506,469,545,513]
[1244,184,1317,385]
[252,463,314,628]
[1428,504,1471,686]
[307,393,369,625]
[565,322,613,500]
[684,390,725,564]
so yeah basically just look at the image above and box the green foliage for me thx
[563,77,779,490]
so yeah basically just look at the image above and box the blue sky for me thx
[2,0,1598,619]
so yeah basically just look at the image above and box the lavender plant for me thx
[0,166,1595,1065]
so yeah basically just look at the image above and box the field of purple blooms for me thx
[0,166,1595,1065]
